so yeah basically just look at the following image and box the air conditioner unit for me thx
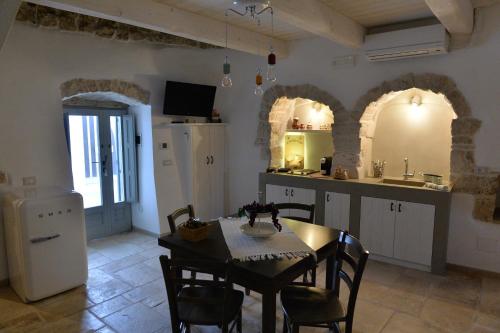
[363,24,449,62]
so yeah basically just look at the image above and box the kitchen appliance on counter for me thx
[320,157,333,176]
[2,186,87,302]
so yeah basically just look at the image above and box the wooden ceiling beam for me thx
[270,0,365,48]
[0,0,21,54]
[27,0,289,57]
[425,0,474,34]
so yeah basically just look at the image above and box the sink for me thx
[380,178,426,187]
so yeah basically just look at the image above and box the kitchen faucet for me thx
[403,157,415,180]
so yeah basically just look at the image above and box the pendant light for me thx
[221,12,232,88]
[266,9,277,82]
[255,68,264,96]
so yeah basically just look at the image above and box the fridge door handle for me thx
[30,234,61,244]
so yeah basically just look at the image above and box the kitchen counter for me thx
[259,172,452,274]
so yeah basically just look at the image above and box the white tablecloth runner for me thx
[219,217,315,262]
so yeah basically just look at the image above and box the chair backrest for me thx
[332,231,369,332]
[167,205,195,234]
[273,203,315,223]
[159,255,233,333]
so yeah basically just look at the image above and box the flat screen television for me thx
[163,81,216,118]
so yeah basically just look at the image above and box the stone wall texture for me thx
[15,2,217,49]
[259,74,499,223]
[60,79,150,106]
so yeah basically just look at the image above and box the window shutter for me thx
[122,115,138,202]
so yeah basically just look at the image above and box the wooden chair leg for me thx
[237,309,242,333]
[291,323,299,333]
[245,288,251,296]
[282,315,289,333]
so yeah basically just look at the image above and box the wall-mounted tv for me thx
[163,81,216,118]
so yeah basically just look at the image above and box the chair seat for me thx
[280,286,346,325]
[178,286,244,325]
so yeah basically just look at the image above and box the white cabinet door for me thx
[209,126,225,219]
[325,192,350,231]
[360,196,396,258]
[266,184,289,216]
[191,126,211,220]
[394,201,435,266]
[289,187,316,220]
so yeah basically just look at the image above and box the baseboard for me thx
[0,278,9,287]
[369,254,431,272]
[447,263,500,279]
[132,226,160,238]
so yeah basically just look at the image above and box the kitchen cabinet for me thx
[265,185,315,220]
[360,196,435,266]
[324,192,350,231]
[172,124,225,220]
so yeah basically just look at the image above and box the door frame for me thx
[64,106,132,239]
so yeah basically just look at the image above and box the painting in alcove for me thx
[284,134,304,170]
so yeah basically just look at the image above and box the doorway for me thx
[65,108,137,240]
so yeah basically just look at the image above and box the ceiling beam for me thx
[270,0,365,48]
[425,0,474,34]
[28,0,289,57]
[0,0,21,54]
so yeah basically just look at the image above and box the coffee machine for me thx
[320,157,333,175]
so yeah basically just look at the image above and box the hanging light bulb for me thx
[221,56,232,88]
[266,47,276,82]
[254,68,264,96]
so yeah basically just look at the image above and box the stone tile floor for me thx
[0,230,499,332]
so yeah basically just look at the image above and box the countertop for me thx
[263,172,453,193]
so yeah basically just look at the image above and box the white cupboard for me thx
[324,192,350,231]
[172,124,225,220]
[360,196,435,267]
[265,185,315,220]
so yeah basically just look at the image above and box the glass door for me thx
[66,108,134,240]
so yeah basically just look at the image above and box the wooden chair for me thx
[167,205,195,234]
[274,203,315,224]
[280,231,369,333]
[274,203,316,285]
[159,255,243,333]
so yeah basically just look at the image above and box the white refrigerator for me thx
[2,186,88,302]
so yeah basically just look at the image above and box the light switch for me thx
[22,176,37,186]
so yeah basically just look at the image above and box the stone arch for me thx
[255,84,348,167]
[60,79,150,106]
[353,73,499,222]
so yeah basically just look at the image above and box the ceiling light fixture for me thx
[222,0,277,95]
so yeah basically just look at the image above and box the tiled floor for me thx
[1,231,500,332]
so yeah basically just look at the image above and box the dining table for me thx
[157,217,340,333]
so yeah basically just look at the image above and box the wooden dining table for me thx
[157,218,340,333]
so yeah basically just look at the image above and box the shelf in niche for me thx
[286,129,332,133]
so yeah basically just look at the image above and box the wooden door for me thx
[394,201,435,266]
[325,192,350,231]
[191,126,211,220]
[209,126,225,219]
[360,196,396,258]
[266,184,289,216]
[289,187,316,221]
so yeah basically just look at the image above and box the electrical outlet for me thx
[162,159,173,166]
[22,176,37,186]
[158,142,168,150]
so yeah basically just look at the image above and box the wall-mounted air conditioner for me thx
[363,24,449,62]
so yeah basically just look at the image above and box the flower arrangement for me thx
[178,217,210,242]
[238,201,282,232]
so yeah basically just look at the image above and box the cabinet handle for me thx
[285,188,288,196]
[390,202,394,211]
[326,193,330,202]
[206,156,210,165]
[210,155,214,164]
[398,203,402,213]
[291,189,294,197]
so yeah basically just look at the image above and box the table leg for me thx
[326,254,335,290]
[262,289,277,333]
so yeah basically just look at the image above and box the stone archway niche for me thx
[353,73,499,223]
[256,84,348,169]
[359,87,457,182]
